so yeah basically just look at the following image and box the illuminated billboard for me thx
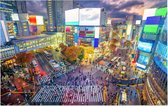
[135,20,141,25]
[137,41,153,53]
[36,16,44,25]
[143,8,157,20]
[94,27,100,38]
[155,42,167,60]
[155,7,167,17]
[79,8,101,26]
[143,25,159,34]
[29,16,36,25]
[79,27,95,37]
[136,55,149,69]
[11,14,19,21]
[65,8,79,25]
[145,16,161,25]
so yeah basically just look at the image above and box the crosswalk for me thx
[31,85,103,104]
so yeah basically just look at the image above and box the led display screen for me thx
[145,16,161,25]
[36,16,44,25]
[79,8,101,26]
[155,42,167,60]
[135,20,141,25]
[143,8,157,20]
[94,38,99,48]
[143,25,159,34]
[155,7,167,17]
[29,16,36,25]
[11,14,19,21]
[79,27,95,37]
[65,26,71,32]
[137,55,149,65]
[30,25,37,32]
[94,27,100,38]
[137,41,153,53]
[65,8,79,25]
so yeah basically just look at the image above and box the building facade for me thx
[46,0,73,32]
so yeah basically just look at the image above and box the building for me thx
[46,0,73,32]
[136,7,167,105]
[0,1,14,45]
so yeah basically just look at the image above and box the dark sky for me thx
[26,0,167,19]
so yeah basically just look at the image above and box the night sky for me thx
[26,0,167,19]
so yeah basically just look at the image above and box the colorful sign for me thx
[29,16,36,25]
[143,25,159,34]
[145,16,161,25]
[137,41,153,53]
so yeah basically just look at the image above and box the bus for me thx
[32,60,38,67]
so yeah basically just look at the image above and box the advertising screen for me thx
[143,25,159,34]
[155,42,167,60]
[30,25,37,32]
[155,7,167,17]
[29,16,36,25]
[94,38,99,48]
[135,20,141,25]
[79,27,95,37]
[143,8,157,20]
[95,27,100,38]
[19,13,28,22]
[11,14,19,21]
[137,41,153,53]
[137,55,149,65]
[79,8,101,26]
[36,16,44,25]
[65,8,79,25]
[145,16,161,25]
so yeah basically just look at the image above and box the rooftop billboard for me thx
[65,8,79,25]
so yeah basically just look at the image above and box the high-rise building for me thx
[46,0,73,32]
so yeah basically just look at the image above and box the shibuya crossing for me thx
[0,0,167,105]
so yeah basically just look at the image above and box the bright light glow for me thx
[135,20,141,25]
[136,63,146,69]
[79,8,101,26]
[95,27,100,38]
[137,41,153,53]
[65,8,79,25]
[143,8,157,20]
[36,16,44,25]
[29,16,36,25]
[11,14,19,21]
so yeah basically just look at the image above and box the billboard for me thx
[143,25,159,34]
[36,16,44,25]
[29,16,36,25]
[30,25,37,32]
[155,7,167,17]
[79,8,101,26]
[65,8,79,25]
[11,14,19,21]
[145,16,161,25]
[94,27,100,38]
[135,20,141,25]
[137,41,153,53]
[79,27,95,37]
[136,54,149,69]
[143,8,157,20]
[155,42,167,60]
